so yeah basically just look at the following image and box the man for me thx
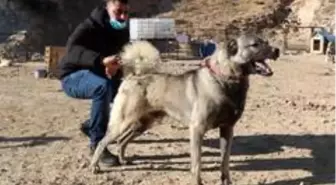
[56,0,130,166]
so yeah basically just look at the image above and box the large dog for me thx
[90,34,280,185]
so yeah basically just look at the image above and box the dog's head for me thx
[224,34,280,77]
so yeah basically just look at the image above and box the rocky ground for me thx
[0,54,335,185]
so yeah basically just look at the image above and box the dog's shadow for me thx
[0,135,70,149]
[108,134,335,185]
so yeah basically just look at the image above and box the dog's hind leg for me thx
[219,126,233,185]
[117,122,147,165]
[116,125,137,165]
[89,117,138,173]
[118,112,163,165]
[89,129,121,173]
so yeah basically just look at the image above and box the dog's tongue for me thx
[256,61,273,76]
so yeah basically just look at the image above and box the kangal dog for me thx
[90,35,280,185]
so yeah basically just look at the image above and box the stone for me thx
[30,52,44,61]
[0,58,12,67]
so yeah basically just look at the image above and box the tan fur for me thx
[90,34,280,185]
[119,41,161,76]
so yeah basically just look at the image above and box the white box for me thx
[130,18,176,40]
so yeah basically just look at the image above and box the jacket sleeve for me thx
[64,22,103,68]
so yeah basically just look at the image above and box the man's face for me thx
[106,1,129,21]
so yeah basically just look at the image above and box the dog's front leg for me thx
[190,123,205,185]
[219,126,233,185]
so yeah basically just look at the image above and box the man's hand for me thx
[102,55,121,78]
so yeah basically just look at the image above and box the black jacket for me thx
[56,2,130,80]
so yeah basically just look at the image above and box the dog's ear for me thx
[227,39,238,56]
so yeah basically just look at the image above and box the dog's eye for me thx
[250,43,259,47]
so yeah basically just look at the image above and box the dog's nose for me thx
[272,48,280,60]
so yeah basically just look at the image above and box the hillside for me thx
[157,0,290,39]
[156,0,334,40]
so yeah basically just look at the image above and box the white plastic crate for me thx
[130,18,176,40]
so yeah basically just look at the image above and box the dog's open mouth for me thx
[253,60,273,76]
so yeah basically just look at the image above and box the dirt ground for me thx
[0,54,335,185]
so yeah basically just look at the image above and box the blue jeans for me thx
[61,70,121,147]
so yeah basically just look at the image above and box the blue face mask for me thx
[109,19,127,30]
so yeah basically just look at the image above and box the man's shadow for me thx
[0,135,70,149]
[113,134,335,185]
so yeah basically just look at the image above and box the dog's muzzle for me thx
[254,60,273,77]
[253,47,280,77]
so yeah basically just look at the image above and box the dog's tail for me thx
[120,41,161,67]
[119,41,161,76]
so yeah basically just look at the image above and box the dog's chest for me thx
[208,80,249,128]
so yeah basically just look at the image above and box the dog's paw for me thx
[221,179,232,185]
[192,179,204,185]
[90,165,100,174]
[119,159,133,165]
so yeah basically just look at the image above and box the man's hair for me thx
[105,0,128,4]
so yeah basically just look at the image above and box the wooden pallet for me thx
[44,46,66,78]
